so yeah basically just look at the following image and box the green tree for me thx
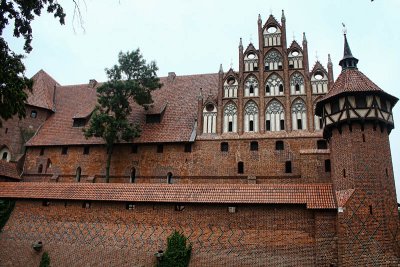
[84,49,162,182]
[0,199,15,231]
[0,0,66,126]
[159,231,192,267]
[39,252,50,267]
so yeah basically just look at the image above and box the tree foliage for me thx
[0,0,66,126]
[159,231,192,267]
[84,49,162,182]
[39,252,50,267]
[0,199,15,231]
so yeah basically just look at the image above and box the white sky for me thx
[4,0,400,200]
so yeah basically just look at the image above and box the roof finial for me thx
[339,29,359,71]
[269,8,273,15]
[230,58,233,69]
[292,32,295,41]
[239,37,243,48]
[281,9,286,21]
[328,54,332,65]
[249,34,253,44]
[315,51,319,61]
[303,32,307,43]
[219,64,223,73]
[258,14,262,23]
[342,22,347,35]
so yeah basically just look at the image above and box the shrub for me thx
[158,230,192,267]
[0,200,15,231]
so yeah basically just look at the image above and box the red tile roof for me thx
[0,161,20,180]
[26,73,218,146]
[27,70,59,111]
[335,189,355,207]
[0,182,336,209]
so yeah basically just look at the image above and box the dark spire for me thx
[339,34,359,71]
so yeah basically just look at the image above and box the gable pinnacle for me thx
[303,32,307,43]
[258,14,262,24]
[281,9,286,21]
[328,54,332,65]
[239,37,243,48]
[219,64,223,73]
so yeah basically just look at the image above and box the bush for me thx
[39,252,50,267]
[0,200,15,231]
[158,231,192,267]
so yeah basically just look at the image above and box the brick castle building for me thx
[0,12,399,266]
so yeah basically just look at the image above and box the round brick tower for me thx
[316,33,399,266]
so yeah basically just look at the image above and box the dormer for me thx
[223,69,239,98]
[146,103,167,123]
[262,15,282,47]
[310,62,329,94]
[288,41,303,69]
[244,44,259,72]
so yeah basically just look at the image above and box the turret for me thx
[316,33,399,266]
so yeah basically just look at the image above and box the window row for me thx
[224,72,310,98]
[205,99,309,134]
[220,139,327,152]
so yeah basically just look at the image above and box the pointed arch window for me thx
[244,101,259,132]
[244,52,259,71]
[311,70,328,94]
[291,99,307,130]
[266,100,285,131]
[0,146,10,162]
[244,76,259,97]
[290,72,305,95]
[203,103,217,134]
[76,167,81,182]
[223,103,237,133]
[264,50,283,71]
[288,49,303,69]
[265,74,284,96]
[224,76,238,98]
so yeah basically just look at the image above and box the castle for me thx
[0,12,399,266]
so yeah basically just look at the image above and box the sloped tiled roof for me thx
[27,70,60,110]
[26,73,218,146]
[0,182,336,209]
[0,161,20,180]
[335,189,355,207]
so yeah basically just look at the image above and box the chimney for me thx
[167,72,176,82]
[89,79,97,88]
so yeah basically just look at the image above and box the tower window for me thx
[238,162,244,174]
[266,120,271,131]
[167,172,173,184]
[276,141,284,150]
[249,120,254,131]
[331,101,340,113]
[325,159,331,172]
[184,143,192,153]
[285,161,292,173]
[250,141,258,151]
[157,144,164,153]
[355,96,367,108]
[131,145,138,153]
[61,146,68,155]
[221,142,229,152]
[317,140,328,149]
[83,146,90,155]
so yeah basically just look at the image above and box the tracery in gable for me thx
[288,49,303,69]
[264,50,283,71]
[244,75,259,97]
[265,73,284,96]
[265,100,285,131]
[263,25,282,46]
[244,52,259,72]
[224,76,238,98]
[291,98,307,130]
[223,102,238,133]
[311,70,328,94]
[290,72,305,95]
[203,102,217,134]
[244,101,259,132]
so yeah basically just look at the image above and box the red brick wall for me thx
[0,200,337,266]
[330,123,400,266]
[23,137,330,185]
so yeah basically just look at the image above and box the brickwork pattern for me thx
[0,200,338,266]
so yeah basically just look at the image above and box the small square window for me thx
[61,146,68,155]
[325,159,331,172]
[285,161,292,173]
[317,140,328,149]
[30,110,37,118]
[39,147,45,156]
[82,202,91,209]
[184,143,192,153]
[157,144,164,153]
[238,162,244,174]
[228,206,237,213]
[250,141,258,151]
[126,203,135,210]
[221,142,229,152]
[131,145,138,154]
[276,141,284,150]
[42,200,50,206]
[83,146,90,155]
[175,205,185,211]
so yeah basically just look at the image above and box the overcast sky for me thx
[4,0,400,199]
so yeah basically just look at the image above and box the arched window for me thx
[244,76,259,97]
[244,101,259,132]
[167,172,173,184]
[290,72,305,95]
[265,74,284,96]
[291,99,307,130]
[76,167,81,182]
[223,103,237,133]
[2,152,8,160]
[264,50,283,71]
[38,164,43,173]
[203,103,217,134]
[130,167,136,183]
[0,146,11,162]
[224,76,238,98]
[266,100,285,131]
